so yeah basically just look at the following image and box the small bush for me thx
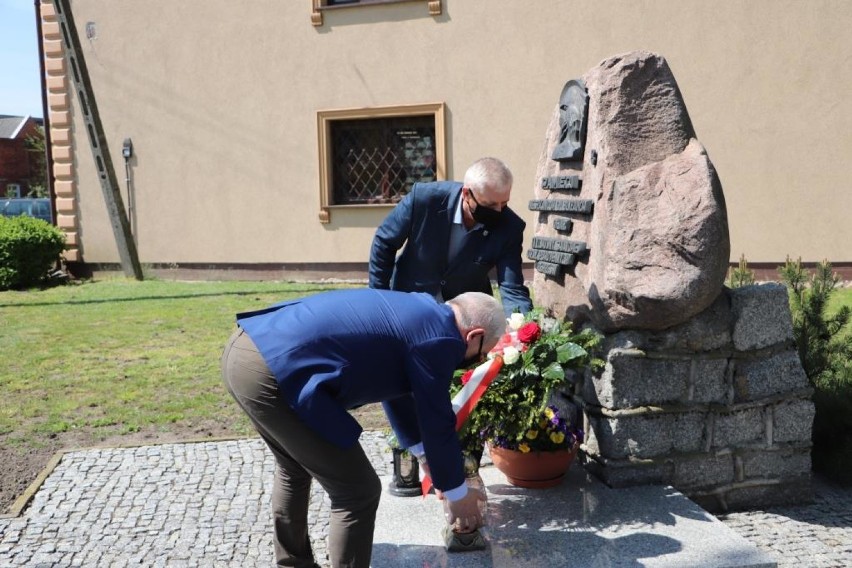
[779,258,852,388]
[779,257,852,485]
[727,253,756,288]
[0,215,66,290]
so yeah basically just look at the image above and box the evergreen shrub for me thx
[727,253,756,288]
[779,257,852,484]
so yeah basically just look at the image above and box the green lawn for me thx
[0,278,357,448]
[828,286,852,336]
[1,277,848,451]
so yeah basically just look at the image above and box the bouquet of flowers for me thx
[451,309,602,455]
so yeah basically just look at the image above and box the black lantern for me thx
[388,448,422,497]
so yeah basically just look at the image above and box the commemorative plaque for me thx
[529,79,592,277]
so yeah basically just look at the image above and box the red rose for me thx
[517,322,542,344]
[460,370,474,385]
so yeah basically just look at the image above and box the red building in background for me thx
[0,115,44,197]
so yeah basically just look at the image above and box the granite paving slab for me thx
[372,466,775,568]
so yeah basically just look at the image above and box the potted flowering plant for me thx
[490,404,582,454]
[450,309,602,487]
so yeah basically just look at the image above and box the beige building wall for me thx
[47,0,852,269]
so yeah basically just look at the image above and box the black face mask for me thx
[468,191,504,229]
[457,335,484,370]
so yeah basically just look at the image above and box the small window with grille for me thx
[311,1,442,26]
[317,103,445,223]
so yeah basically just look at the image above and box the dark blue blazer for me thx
[236,288,466,491]
[369,181,532,316]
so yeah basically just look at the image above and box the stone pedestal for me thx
[572,283,814,512]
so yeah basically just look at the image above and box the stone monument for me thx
[534,51,813,512]
[532,50,730,332]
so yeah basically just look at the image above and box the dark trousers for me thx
[221,328,382,568]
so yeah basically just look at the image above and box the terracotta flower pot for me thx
[488,444,579,488]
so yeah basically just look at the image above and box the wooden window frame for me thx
[311,0,442,26]
[317,102,446,223]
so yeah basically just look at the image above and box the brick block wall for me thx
[0,140,32,182]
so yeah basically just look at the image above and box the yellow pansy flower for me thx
[525,429,539,440]
[518,442,531,453]
[550,431,565,444]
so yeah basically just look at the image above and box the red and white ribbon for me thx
[421,355,504,496]
[451,356,504,431]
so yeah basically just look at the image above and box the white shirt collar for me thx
[453,190,483,230]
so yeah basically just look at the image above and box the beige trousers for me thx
[221,327,381,568]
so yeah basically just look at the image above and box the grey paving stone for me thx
[0,433,848,567]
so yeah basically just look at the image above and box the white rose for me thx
[540,317,558,333]
[507,313,526,331]
[502,346,521,365]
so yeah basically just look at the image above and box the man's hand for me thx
[418,457,445,499]
[445,490,485,533]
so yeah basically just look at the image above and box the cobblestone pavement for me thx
[0,433,849,567]
[718,476,852,568]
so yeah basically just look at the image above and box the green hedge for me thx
[0,215,66,290]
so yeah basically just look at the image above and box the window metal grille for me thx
[330,116,436,205]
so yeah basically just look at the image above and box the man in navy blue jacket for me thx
[221,288,505,568]
[369,157,533,317]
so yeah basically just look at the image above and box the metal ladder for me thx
[52,0,143,280]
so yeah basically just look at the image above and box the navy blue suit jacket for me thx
[235,288,466,491]
[369,181,532,316]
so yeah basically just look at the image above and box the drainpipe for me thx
[34,0,57,225]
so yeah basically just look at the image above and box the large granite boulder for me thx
[533,51,730,331]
